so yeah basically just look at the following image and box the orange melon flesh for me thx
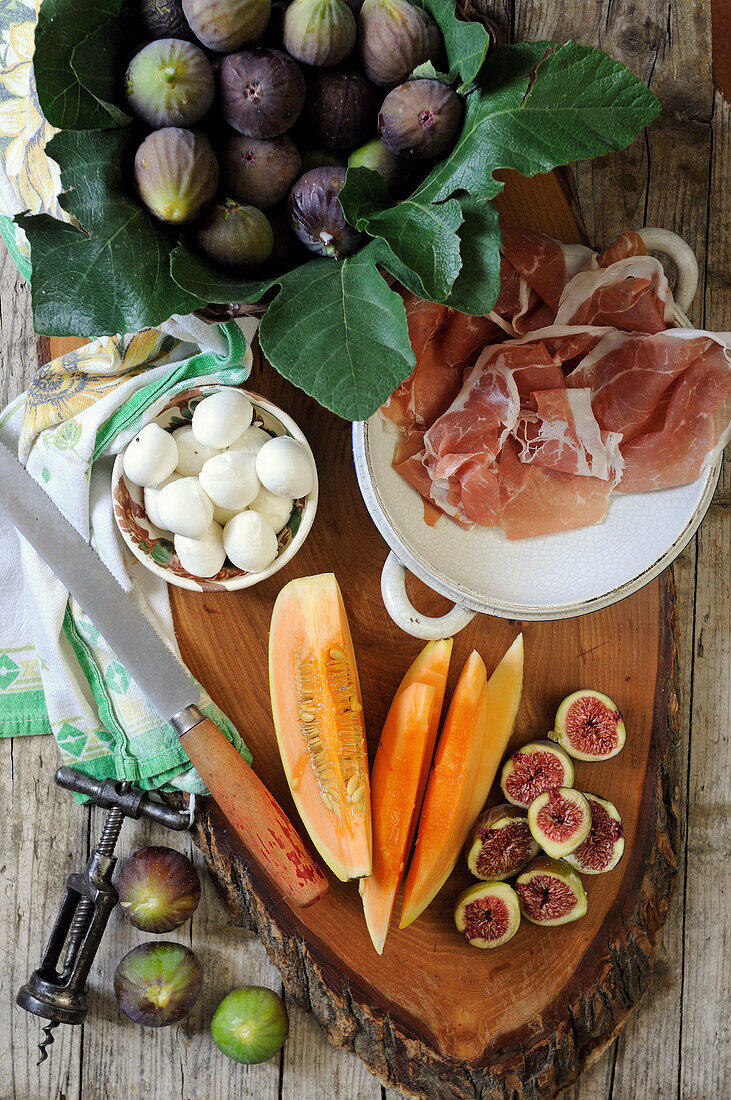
[269,573,372,882]
[393,638,453,833]
[399,635,525,928]
[400,651,489,928]
[467,633,524,826]
[360,681,435,955]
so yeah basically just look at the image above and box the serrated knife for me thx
[0,440,327,907]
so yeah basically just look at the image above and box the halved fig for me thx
[564,794,625,874]
[515,857,587,926]
[527,786,591,858]
[500,740,575,809]
[464,803,539,881]
[549,689,626,761]
[454,880,521,949]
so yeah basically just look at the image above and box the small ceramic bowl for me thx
[352,228,722,637]
[112,385,318,592]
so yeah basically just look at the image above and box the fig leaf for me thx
[412,0,490,87]
[170,245,279,307]
[70,18,133,128]
[17,130,204,336]
[257,242,415,421]
[442,195,501,315]
[415,41,661,205]
[34,0,126,129]
[339,167,463,300]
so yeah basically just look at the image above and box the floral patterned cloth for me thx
[0,0,61,268]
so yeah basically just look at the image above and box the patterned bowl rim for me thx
[112,386,318,592]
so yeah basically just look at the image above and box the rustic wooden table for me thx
[0,1,728,1097]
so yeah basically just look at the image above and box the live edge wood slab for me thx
[164,170,680,1100]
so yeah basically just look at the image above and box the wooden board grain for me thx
[163,167,680,1100]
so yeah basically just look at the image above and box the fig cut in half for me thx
[500,739,575,809]
[549,689,626,761]
[454,880,521,949]
[527,786,591,858]
[515,857,587,926]
[564,794,625,874]
[464,803,539,881]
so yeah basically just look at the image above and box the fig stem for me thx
[159,66,177,85]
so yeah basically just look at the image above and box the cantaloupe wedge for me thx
[269,574,372,882]
[400,635,524,928]
[360,681,435,955]
[360,639,452,954]
[400,651,489,928]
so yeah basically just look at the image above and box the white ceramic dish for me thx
[113,386,318,592]
[352,229,723,637]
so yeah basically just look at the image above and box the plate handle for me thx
[381,552,476,639]
[637,227,698,315]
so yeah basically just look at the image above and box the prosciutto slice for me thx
[617,337,731,492]
[555,256,674,333]
[381,293,451,430]
[566,329,722,439]
[516,388,624,483]
[596,230,647,267]
[498,437,611,540]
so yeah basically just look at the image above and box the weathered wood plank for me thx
[678,505,730,1098]
[281,1002,383,1100]
[0,250,36,407]
[79,811,283,1100]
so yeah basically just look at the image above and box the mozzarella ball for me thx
[144,473,182,529]
[192,389,253,449]
[174,521,226,579]
[249,486,294,533]
[173,425,220,476]
[227,425,271,456]
[223,511,278,573]
[199,451,260,511]
[212,502,242,527]
[156,477,213,539]
[123,423,178,488]
[255,436,314,499]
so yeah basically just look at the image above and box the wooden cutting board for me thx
[47,169,679,1100]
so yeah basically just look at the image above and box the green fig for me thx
[126,39,214,128]
[359,0,440,87]
[182,0,271,52]
[283,0,356,67]
[135,127,218,224]
[195,199,274,267]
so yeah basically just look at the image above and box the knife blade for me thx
[0,441,328,907]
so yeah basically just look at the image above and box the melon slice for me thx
[269,573,372,882]
[400,635,524,928]
[360,681,435,955]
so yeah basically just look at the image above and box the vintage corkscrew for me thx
[16,767,192,1064]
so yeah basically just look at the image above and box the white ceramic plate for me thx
[113,386,318,592]
[353,414,721,629]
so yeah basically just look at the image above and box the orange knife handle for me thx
[177,713,328,908]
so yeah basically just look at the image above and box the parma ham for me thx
[379,224,729,541]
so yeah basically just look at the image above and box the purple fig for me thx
[219,48,306,138]
[307,68,379,150]
[223,134,302,208]
[288,166,362,257]
[378,78,462,158]
[359,0,440,87]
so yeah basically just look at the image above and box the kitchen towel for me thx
[0,314,258,794]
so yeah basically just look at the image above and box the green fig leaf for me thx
[71,17,133,128]
[414,0,490,86]
[415,41,661,205]
[258,242,415,421]
[18,130,204,335]
[170,243,280,306]
[441,195,502,315]
[339,167,463,300]
[34,0,125,129]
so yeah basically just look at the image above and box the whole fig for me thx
[219,49,306,137]
[359,0,440,87]
[288,167,362,258]
[182,0,271,52]
[135,128,218,224]
[378,78,462,158]
[195,199,274,267]
[223,134,302,208]
[307,68,378,150]
[283,0,356,67]
[126,39,214,128]
[348,136,408,194]
[140,0,193,40]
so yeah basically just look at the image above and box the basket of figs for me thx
[20,0,659,419]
